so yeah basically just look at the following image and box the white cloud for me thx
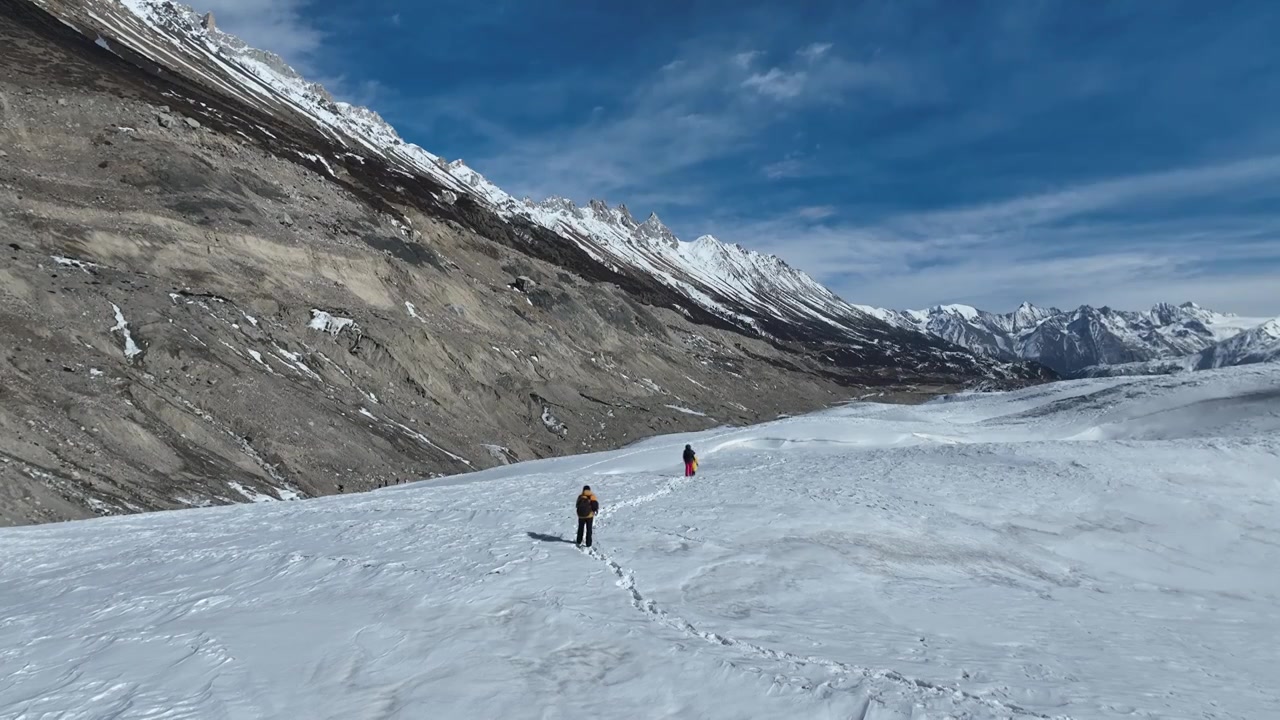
[196,0,323,70]
[798,42,832,61]
[742,68,807,99]
[741,49,901,104]
[314,77,387,107]
[197,0,390,105]
[704,156,1280,316]
[856,252,1280,317]
[762,159,806,179]
[897,154,1280,238]
[796,205,837,220]
[454,43,904,203]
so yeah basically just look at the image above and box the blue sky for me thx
[200,0,1280,316]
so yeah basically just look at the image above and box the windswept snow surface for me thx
[3,367,1279,719]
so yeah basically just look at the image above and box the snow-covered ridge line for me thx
[83,0,469,195]
[443,147,873,337]
[871,300,1277,375]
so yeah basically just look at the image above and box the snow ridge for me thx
[79,0,471,193]
[512,196,889,341]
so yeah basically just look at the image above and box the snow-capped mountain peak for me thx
[932,304,981,320]
[537,196,582,217]
[1009,301,1054,332]
[1151,301,1205,326]
[617,204,638,229]
[636,212,678,249]
[583,199,638,230]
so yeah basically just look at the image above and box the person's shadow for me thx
[527,531,574,543]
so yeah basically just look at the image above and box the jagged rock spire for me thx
[635,212,678,249]
[616,203,637,229]
[587,199,612,223]
[201,12,216,31]
[538,196,580,216]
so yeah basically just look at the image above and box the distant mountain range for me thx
[1075,317,1280,377]
[862,302,1277,376]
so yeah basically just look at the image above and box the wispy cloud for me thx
[897,154,1280,238]
[709,155,1280,316]
[741,47,901,104]
[762,158,807,179]
[798,42,832,61]
[314,77,388,108]
[198,0,394,106]
[795,205,838,220]
[743,68,807,99]
[455,43,901,203]
[197,0,323,69]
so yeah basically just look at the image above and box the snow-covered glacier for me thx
[2,365,1278,719]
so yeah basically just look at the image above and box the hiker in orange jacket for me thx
[575,485,599,547]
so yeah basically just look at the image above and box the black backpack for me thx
[576,494,593,518]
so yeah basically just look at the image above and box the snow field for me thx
[1,366,1278,718]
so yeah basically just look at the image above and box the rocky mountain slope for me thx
[0,0,1047,526]
[870,301,1270,376]
[33,0,1014,366]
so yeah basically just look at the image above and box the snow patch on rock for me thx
[308,310,356,336]
[109,304,142,361]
